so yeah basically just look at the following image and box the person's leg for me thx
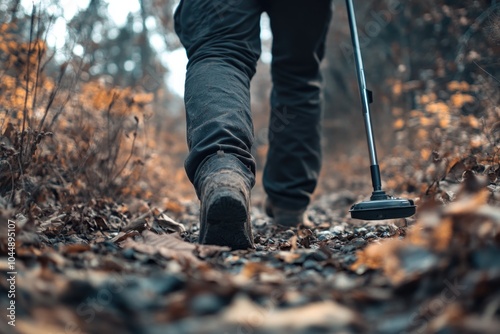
[175,0,262,193]
[174,0,263,249]
[263,0,332,221]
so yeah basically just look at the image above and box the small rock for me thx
[400,246,438,274]
[288,265,304,275]
[393,219,407,228]
[253,218,267,228]
[303,259,323,271]
[122,248,135,259]
[258,237,268,244]
[317,230,335,241]
[332,225,344,235]
[472,247,500,269]
[300,269,322,281]
[233,258,248,265]
[355,264,368,275]
[149,275,185,294]
[341,245,356,253]
[332,272,357,290]
[283,229,295,239]
[351,237,367,248]
[321,266,336,277]
[365,232,377,239]
[306,250,329,262]
[282,291,310,307]
[377,225,389,232]
[251,251,268,258]
[355,227,368,235]
[103,241,120,251]
[286,252,308,264]
[190,293,225,315]
[342,231,354,240]
[343,254,357,265]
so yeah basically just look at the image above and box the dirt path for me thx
[3,176,499,334]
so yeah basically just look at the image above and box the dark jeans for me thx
[174,0,332,210]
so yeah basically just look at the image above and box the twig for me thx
[105,92,119,185]
[38,63,67,132]
[111,117,139,185]
[31,6,44,125]
[473,60,500,85]
[0,159,16,204]
[18,4,36,176]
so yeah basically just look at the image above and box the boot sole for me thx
[200,189,253,250]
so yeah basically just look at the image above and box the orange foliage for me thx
[351,190,491,284]
[393,118,405,130]
[450,93,474,108]
[420,148,431,160]
[425,101,448,114]
[0,21,191,207]
[447,80,470,92]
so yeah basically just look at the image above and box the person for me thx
[174,0,332,249]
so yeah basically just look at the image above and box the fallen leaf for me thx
[120,230,200,265]
[62,243,91,254]
[110,230,140,243]
[195,244,230,258]
[156,212,186,234]
[222,294,363,330]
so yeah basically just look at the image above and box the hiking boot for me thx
[264,197,313,228]
[199,170,254,250]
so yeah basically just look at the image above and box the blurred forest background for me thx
[1,1,499,333]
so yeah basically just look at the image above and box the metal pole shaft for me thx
[345,0,382,191]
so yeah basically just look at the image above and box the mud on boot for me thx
[199,170,254,250]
